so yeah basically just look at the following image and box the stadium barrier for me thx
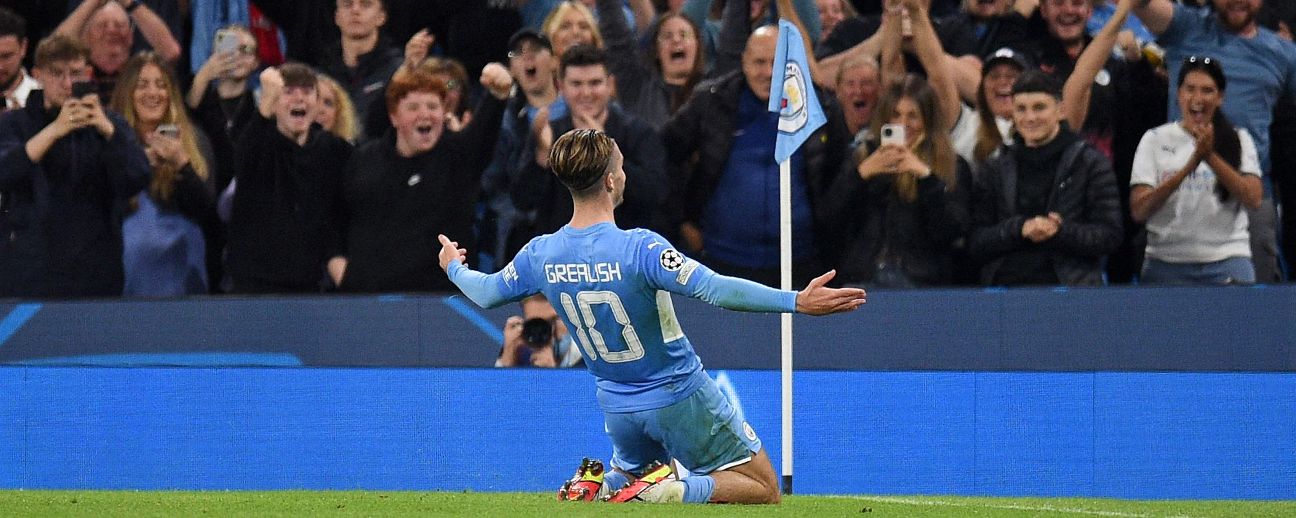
[1,285,1292,371]
[0,367,1291,498]
[1,286,1292,497]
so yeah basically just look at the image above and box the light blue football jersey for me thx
[447,222,795,413]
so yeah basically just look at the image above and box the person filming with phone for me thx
[110,52,219,296]
[0,34,149,297]
[817,74,973,288]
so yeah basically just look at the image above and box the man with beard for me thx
[54,0,180,102]
[1135,0,1296,283]
[1031,0,1163,160]
[0,8,36,111]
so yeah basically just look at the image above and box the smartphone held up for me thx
[880,123,906,148]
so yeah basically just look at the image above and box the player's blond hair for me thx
[550,129,615,196]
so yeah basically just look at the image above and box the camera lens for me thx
[882,127,893,137]
[521,317,553,347]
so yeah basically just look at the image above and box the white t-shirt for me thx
[4,70,38,110]
[1130,122,1261,263]
[951,104,1012,170]
[951,104,979,165]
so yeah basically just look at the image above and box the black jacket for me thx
[511,104,668,247]
[336,94,505,293]
[0,90,150,297]
[818,154,973,287]
[968,136,1123,286]
[226,114,352,293]
[315,38,404,141]
[662,70,849,251]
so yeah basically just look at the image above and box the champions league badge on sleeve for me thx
[659,248,685,271]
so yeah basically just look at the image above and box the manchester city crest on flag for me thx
[778,61,809,134]
[767,20,826,163]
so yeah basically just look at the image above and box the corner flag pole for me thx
[768,18,824,496]
[779,158,794,496]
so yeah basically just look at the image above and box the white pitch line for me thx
[836,495,1198,518]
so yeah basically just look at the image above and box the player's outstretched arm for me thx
[438,234,511,309]
[795,270,867,316]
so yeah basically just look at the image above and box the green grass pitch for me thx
[2,491,1293,517]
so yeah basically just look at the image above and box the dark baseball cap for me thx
[508,29,551,56]
[983,47,1032,74]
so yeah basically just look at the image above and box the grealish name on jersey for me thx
[545,262,624,284]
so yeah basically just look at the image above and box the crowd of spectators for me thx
[0,0,1293,303]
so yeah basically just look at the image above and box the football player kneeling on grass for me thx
[438,129,866,504]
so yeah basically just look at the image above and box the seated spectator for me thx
[496,294,583,368]
[968,70,1122,286]
[54,0,180,102]
[595,0,708,129]
[512,45,668,250]
[663,26,849,288]
[543,1,605,58]
[0,34,149,297]
[110,52,218,297]
[818,74,972,287]
[225,64,353,294]
[316,74,360,143]
[0,7,37,111]
[1130,56,1262,285]
[317,0,403,142]
[328,65,512,293]
[834,54,881,145]
[480,29,569,271]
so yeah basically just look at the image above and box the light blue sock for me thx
[681,475,715,503]
[603,470,629,493]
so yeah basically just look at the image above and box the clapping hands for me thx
[1022,212,1063,243]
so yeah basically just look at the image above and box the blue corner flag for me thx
[767,19,826,164]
